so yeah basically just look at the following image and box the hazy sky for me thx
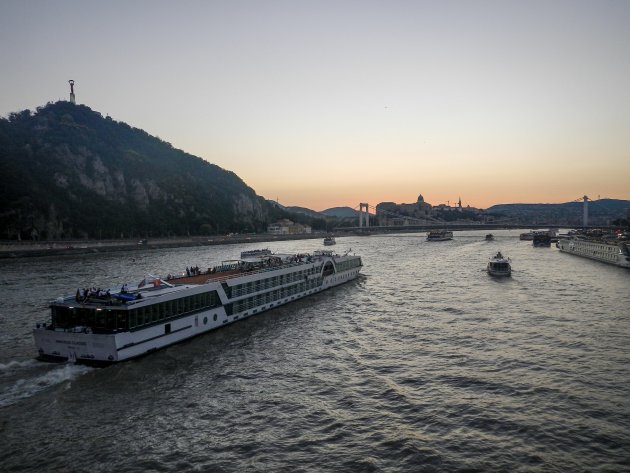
[1,0,629,211]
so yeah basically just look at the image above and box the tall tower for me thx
[68,80,75,104]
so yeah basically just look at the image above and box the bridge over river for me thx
[335,223,567,235]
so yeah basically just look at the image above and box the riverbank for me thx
[0,233,337,259]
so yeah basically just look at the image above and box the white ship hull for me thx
[34,252,362,364]
[557,238,630,268]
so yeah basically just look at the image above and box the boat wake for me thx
[0,361,92,408]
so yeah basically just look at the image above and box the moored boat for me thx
[487,251,511,277]
[427,230,453,241]
[557,234,630,268]
[33,249,363,364]
[532,232,552,247]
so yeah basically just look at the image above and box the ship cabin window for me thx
[50,307,130,333]
[125,290,220,330]
[128,311,137,328]
[104,312,116,331]
[95,310,107,329]
[117,312,128,331]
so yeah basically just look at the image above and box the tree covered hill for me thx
[0,101,286,240]
[486,199,630,225]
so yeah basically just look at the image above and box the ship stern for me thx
[33,327,119,364]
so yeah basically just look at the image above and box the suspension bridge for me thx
[334,196,598,233]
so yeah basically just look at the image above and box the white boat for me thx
[323,236,336,246]
[33,250,363,364]
[240,248,272,259]
[427,230,453,241]
[521,229,557,243]
[557,235,630,268]
[487,251,511,276]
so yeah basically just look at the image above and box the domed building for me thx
[375,193,433,226]
[416,195,432,217]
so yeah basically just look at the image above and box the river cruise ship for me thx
[557,236,630,268]
[33,249,363,364]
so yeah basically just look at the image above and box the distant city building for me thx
[267,219,312,235]
[376,194,433,226]
[375,194,485,226]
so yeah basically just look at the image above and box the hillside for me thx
[321,207,358,218]
[0,102,286,240]
[283,206,324,219]
[486,199,630,225]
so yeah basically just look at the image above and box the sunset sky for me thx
[1,0,629,211]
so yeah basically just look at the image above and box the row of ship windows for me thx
[229,266,320,298]
[230,279,321,313]
[52,291,221,332]
[585,245,617,252]
[335,258,362,272]
[587,250,616,260]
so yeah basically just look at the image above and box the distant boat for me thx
[532,232,552,247]
[240,248,272,259]
[522,229,557,243]
[557,232,630,268]
[427,230,453,241]
[485,234,494,241]
[323,236,336,246]
[487,251,511,277]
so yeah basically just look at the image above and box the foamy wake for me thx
[0,362,92,408]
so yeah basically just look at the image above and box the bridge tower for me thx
[359,203,370,227]
[582,195,589,227]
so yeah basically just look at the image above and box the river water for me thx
[1,230,629,472]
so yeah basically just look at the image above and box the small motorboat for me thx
[323,236,336,246]
[485,234,494,241]
[487,251,511,277]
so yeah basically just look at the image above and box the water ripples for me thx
[1,231,629,471]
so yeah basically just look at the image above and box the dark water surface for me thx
[1,231,629,472]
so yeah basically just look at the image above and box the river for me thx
[1,230,629,472]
